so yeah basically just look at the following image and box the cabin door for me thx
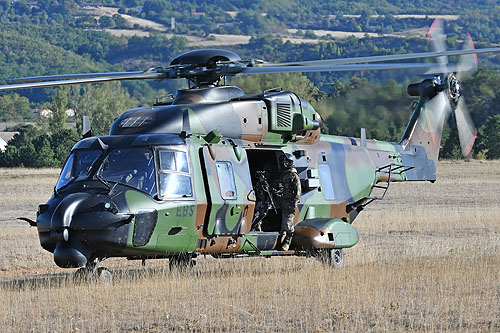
[201,145,255,236]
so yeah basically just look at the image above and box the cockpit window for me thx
[97,148,156,194]
[56,149,102,190]
[56,146,191,198]
[159,150,189,173]
[157,149,192,198]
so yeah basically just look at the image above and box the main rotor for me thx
[169,49,244,88]
[2,42,500,91]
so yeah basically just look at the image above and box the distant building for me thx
[66,109,76,117]
[39,109,53,118]
[0,137,6,152]
[0,132,18,152]
[33,108,75,118]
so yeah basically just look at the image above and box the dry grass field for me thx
[0,161,499,331]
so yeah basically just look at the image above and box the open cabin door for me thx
[201,145,255,236]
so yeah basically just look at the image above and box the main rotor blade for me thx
[6,71,151,84]
[261,47,500,67]
[239,62,458,75]
[428,18,448,73]
[0,71,166,91]
[454,98,477,156]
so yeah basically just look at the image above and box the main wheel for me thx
[97,267,113,284]
[330,248,345,269]
[317,248,345,269]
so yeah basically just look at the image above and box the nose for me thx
[51,193,91,229]
[40,190,132,268]
[54,241,88,268]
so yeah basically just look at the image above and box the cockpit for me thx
[55,135,193,199]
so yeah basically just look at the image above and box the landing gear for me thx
[73,258,112,283]
[317,248,345,269]
[169,254,196,271]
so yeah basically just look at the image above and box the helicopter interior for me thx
[246,149,284,232]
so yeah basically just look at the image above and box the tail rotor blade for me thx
[428,18,448,74]
[423,90,452,147]
[456,33,478,81]
[454,98,477,156]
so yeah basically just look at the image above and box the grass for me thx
[0,160,499,331]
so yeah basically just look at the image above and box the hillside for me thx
[1,0,500,159]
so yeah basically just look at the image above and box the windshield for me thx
[97,147,156,194]
[56,149,102,190]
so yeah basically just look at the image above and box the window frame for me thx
[55,148,102,191]
[215,161,238,200]
[155,146,194,200]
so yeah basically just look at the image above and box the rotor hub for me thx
[170,49,242,88]
[447,74,461,104]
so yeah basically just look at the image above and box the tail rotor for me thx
[427,19,478,157]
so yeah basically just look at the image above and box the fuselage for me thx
[36,86,435,267]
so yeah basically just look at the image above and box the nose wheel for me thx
[73,258,112,283]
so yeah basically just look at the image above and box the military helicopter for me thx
[3,20,500,280]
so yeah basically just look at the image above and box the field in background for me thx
[0,161,499,331]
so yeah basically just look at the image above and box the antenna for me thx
[82,115,92,138]
[361,128,367,148]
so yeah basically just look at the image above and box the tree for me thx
[49,86,69,133]
[75,82,138,136]
[50,127,79,166]
[477,114,500,159]
[0,124,57,167]
[100,16,116,28]
[0,93,32,121]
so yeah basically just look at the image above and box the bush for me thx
[0,124,78,167]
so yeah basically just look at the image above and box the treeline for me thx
[0,82,138,167]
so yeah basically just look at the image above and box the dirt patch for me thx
[81,6,168,31]
[287,28,409,39]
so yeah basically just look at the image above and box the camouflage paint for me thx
[36,86,449,267]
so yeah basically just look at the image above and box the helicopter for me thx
[3,20,500,281]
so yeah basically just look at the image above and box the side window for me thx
[319,164,335,201]
[157,149,193,198]
[216,161,237,200]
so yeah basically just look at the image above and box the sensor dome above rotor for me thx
[170,49,241,67]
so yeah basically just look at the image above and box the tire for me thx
[317,248,345,269]
[329,248,344,269]
[97,267,113,284]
